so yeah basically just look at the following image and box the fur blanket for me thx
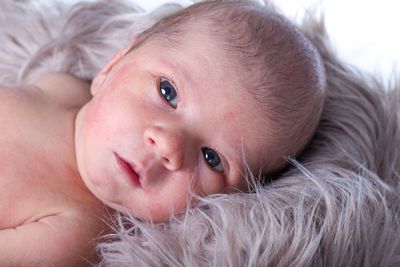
[1,1,399,266]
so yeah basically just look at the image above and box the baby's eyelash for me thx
[219,153,230,176]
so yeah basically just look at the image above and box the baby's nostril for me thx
[148,137,155,145]
[162,157,170,164]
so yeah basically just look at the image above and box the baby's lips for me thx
[115,153,142,187]
[127,160,143,187]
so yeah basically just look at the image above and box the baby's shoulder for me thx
[31,72,92,108]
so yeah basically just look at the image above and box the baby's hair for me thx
[130,0,326,179]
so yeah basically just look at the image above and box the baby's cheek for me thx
[147,178,194,221]
[85,97,115,142]
[197,171,226,197]
[85,104,104,135]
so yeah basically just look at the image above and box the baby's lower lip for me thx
[114,153,141,187]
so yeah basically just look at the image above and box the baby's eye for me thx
[159,79,178,108]
[202,147,224,173]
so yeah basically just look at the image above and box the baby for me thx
[0,0,325,266]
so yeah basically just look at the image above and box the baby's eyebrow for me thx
[159,57,196,88]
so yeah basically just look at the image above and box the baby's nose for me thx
[144,126,184,171]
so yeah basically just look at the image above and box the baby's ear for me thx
[91,35,140,95]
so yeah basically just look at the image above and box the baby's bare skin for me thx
[0,73,108,266]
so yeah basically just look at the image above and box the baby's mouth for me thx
[114,153,141,187]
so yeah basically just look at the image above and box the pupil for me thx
[161,81,176,101]
[204,148,220,167]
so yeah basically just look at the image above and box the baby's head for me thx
[75,1,325,222]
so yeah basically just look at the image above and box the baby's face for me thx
[75,33,267,222]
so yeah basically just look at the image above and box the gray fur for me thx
[0,1,399,266]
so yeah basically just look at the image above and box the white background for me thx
[138,0,400,82]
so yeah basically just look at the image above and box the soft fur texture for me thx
[1,1,399,266]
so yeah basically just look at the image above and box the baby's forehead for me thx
[137,33,238,85]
